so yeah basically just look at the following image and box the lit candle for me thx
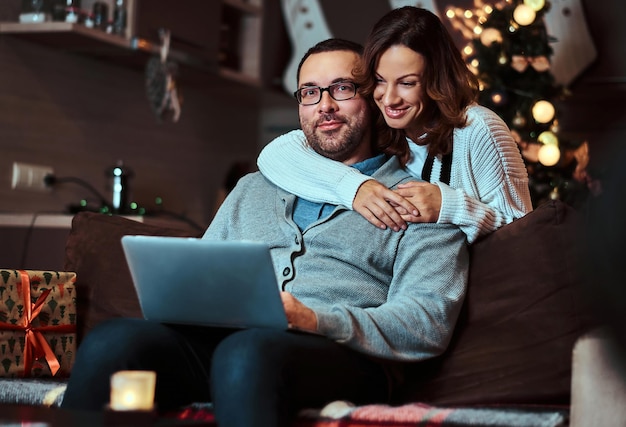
[110,370,157,411]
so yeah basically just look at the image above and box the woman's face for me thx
[373,45,428,140]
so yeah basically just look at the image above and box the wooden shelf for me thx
[223,0,262,15]
[0,21,129,46]
[0,0,263,87]
[0,22,213,79]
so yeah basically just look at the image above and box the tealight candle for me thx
[110,370,157,411]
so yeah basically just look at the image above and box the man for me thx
[61,39,468,427]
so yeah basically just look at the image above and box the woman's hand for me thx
[281,292,317,332]
[393,181,442,223]
[353,180,420,231]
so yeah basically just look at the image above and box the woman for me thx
[258,6,532,243]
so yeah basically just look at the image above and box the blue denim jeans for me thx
[61,318,390,427]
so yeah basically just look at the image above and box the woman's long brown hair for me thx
[355,6,480,164]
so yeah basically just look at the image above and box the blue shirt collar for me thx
[292,153,387,231]
[351,153,387,177]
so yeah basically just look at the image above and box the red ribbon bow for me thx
[0,270,76,377]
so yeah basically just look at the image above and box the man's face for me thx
[297,50,372,164]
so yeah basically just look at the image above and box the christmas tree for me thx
[446,0,591,207]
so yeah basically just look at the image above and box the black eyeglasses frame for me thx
[293,82,360,105]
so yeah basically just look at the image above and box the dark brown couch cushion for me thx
[64,212,202,344]
[394,200,597,406]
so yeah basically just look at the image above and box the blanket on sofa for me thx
[0,378,66,407]
[0,379,568,427]
[175,401,568,427]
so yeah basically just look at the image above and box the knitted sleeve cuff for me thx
[336,172,375,208]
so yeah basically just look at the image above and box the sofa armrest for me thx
[570,329,626,427]
[64,212,202,344]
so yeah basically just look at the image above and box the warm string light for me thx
[447,0,559,170]
[446,1,498,41]
[537,128,560,167]
[447,7,478,40]
[538,130,558,145]
[524,0,546,11]
[480,27,503,46]
[538,144,560,166]
[512,4,536,26]
[532,100,556,123]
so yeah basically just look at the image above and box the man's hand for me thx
[280,292,317,332]
[353,180,420,231]
[393,181,441,223]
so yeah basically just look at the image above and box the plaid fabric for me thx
[0,378,67,407]
[171,401,568,427]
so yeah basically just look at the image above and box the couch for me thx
[0,200,608,426]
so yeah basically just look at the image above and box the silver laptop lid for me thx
[121,235,289,330]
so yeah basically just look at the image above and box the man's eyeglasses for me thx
[294,82,359,106]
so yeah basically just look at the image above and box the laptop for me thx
[121,235,290,330]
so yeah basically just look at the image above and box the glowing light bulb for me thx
[524,0,545,11]
[480,28,503,46]
[513,4,536,26]
[491,92,505,105]
[512,112,526,128]
[538,130,559,146]
[538,144,560,166]
[532,100,556,123]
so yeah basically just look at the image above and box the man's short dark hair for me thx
[296,38,364,86]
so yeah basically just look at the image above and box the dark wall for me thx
[0,0,623,227]
[558,0,626,174]
[0,36,262,228]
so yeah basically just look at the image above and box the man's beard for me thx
[303,113,366,162]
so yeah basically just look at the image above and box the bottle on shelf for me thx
[64,0,81,23]
[92,1,108,30]
[113,0,127,36]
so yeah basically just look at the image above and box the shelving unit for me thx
[220,0,263,84]
[0,0,263,87]
[0,21,134,49]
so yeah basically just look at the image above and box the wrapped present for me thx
[0,269,77,378]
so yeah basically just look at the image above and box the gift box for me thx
[0,269,77,378]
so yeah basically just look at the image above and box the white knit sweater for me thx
[257,104,532,243]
